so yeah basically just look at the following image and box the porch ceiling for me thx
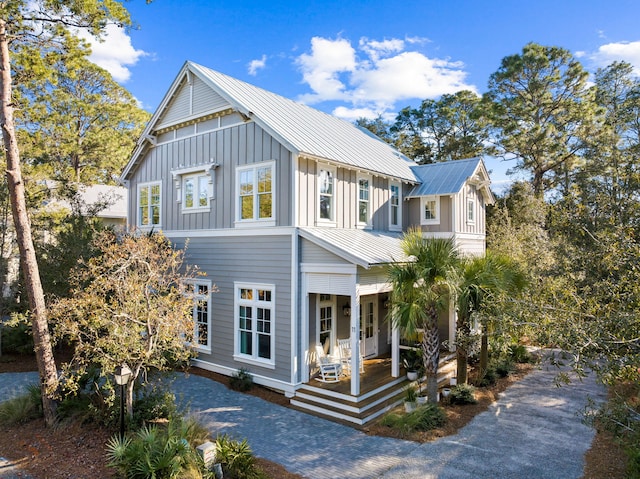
[299,227,408,269]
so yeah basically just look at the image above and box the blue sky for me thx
[83,0,640,190]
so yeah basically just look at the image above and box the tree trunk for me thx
[0,19,58,426]
[479,329,489,380]
[421,317,441,404]
[455,313,470,384]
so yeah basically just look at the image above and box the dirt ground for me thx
[0,352,626,479]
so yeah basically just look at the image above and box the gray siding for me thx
[157,77,231,128]
[300,238,350,264]
[171,234,293,383]
[296,157,395,230]
[128,122,293,230]
[407,195,453,234]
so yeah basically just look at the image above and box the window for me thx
[185,280,212,352]
[183,173,210,210]
[234,283,275,366]
[138,182,161,227]
[318,168,335,222]
[421,196,440,225]
[237,163,274,224]
[358,177,370,227]
[467,198,475,224]
[389,183,401,230]
[318,294,334,354]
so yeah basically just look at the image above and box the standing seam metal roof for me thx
[188,62,419,182]
[407,157,482,197]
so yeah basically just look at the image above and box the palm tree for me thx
[388,229,460,404]
[456,252,528,383]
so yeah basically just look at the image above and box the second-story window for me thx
[318,168,335,222]
[236,162,275,225]
[358,177,370,227]
[138,182,161,227]
[183,173,209,210]
[467,198,475,224]
[421,196,440,225]
[389,182,401,230]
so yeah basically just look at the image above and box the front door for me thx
[359,295,378,358]
[317,294,335,355]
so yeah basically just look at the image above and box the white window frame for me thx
[420,196,440,225]
[137,181,162,228]
[317,166,336,225]
[182,172,211,212]
[235,161,276,227]
[184,279,212,353]
[357,175,372,228]
[389,182,402,231]
[467,198,475,224]
[316,294,336,356]
[233,282,276,368]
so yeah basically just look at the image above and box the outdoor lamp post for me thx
[114,363,132,440]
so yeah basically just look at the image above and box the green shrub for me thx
[229,368,254,392]
[507,344,532,364]
[495,358,515,378]
[381,403,446,436]
[449,384,477,405]
[0,322,33,354]
[404,385,418,403]
[215,435,267,479]
[0,384,42,425]
[132,388,178,428]
[477,366,497,387]
[106,417,206,479]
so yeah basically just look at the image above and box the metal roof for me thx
[189,62,419,182]
[299,227,408,269]
[407,158,483,197]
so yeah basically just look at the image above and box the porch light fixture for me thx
[343,303,351,316]
[383,297,390,309]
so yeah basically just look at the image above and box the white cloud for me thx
[588,41,640,75]
[77,24,147,83]
[248,55,267,76]
[295,36,476,120]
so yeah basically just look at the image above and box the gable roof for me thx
[122,61,419,182]
[407,157,494,203]
[299,227,408,269]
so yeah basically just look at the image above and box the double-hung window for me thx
[183,173,210,210]
[185,280,212,353]
[138,182,161,227]
[358,177,371,227]
[389,182,402,231]
[318,168,335,223]
[234,283,275,367]
[421,196,440,225]
[467,198,475,224]
[236,162,275,225]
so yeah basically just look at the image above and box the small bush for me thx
[507,344,532,364]
[132,388,178,428]
[0,322,33,354]
[381,403,446,436]
[215,435,267,479]
[404,385,418,403]
[477,366,497,387]
[229,368,254,392]
[0,384,42,425]
[449,384,477,405]
[495,358,515,378]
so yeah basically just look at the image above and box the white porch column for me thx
[350,285,361,396]
[391,322,400,378]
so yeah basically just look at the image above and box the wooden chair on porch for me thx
[337,338,364,376]
[314,344,342,383]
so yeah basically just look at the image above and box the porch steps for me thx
[290,352,458,426]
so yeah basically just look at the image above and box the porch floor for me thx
[308,356,400,397]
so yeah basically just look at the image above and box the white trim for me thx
[300,263,357,274]
[233,282,276,367]
[420,196,440,225]
[236,161,276,224]
[389,181,402,231]
[467,197,476,224]
[290,230,299,385]
[317,294,336,355]
[162,227,295,238]
[184,279,213,354]
[180,171,212,213]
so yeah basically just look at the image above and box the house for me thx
[121,61,494,424]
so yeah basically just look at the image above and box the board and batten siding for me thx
[156,76,230,129]
[407,195,453,233]
[296,157,394,230]
[128,121,293,230]
[170,234,293,383]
